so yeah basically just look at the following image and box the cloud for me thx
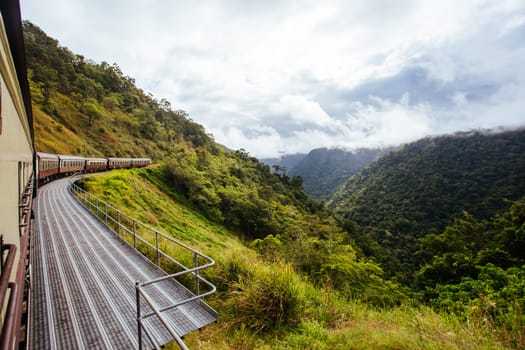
[272,95,334,127]
[22,0,525,158]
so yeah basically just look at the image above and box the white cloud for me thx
[21,0,525,158]
[273,95,333,127]
[213,125,284,158]
[340,95,434,148]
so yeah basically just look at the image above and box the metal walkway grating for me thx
[29,178,216,349]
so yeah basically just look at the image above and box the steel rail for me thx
[69,179,215,270]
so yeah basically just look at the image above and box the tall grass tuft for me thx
[220,258,306,334]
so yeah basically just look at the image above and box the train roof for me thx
[85,157,107,161]
[36,152,59,159]
[57,154,86,160]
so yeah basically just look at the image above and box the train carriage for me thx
[85,157,108,172]
[36,152,59,180]
[58,154,86,175]
[107,157,132,169]
[131,158,152,168]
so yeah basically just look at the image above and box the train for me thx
[36,152,152,184]
[1,1,36,347]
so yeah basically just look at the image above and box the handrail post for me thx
[117,211,121,237]
[136,282,143,350]
[155,231,160,267]
[105,202,108,225]
[194,252,200,295]
[133,219,137,248]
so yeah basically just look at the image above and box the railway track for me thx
[29,178,216,349]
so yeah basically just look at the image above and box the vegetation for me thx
[82,168,514,349]
[28,20,525,348]
[288,147,385,201]
[329,130,525,281]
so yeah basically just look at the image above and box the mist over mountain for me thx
[287,147,386,200]
[260,153,306,173]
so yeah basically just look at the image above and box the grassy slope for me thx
[33,105,90,155]
[82,167,510,350]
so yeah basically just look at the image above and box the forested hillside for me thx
[26,20,525,348]
[24,21,211,158]
[329,130,525,277]
[327,130,525,347]
[288,147,385,200]
[330,130,525,235]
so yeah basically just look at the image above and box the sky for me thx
[21,0,525,158]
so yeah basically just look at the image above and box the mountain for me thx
[328,129,525,281]
[288,147,386,200]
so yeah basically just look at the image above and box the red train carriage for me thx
[107,157,133,169]
[58,155,86,175]
[85,157,108,172]
[36,152,59,180]
[131,158,152,168]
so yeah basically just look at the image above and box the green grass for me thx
[82,168,514,350]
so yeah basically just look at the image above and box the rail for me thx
[68,177,216,349]
[0,175,33,349]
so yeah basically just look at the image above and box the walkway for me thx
[29,178,216,349]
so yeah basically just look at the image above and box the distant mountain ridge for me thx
[288,147,386,200]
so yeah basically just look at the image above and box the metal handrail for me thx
[68,177,216,349]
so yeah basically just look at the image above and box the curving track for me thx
[29,178,216,349]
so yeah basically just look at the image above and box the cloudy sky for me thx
[22,0,525,158]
